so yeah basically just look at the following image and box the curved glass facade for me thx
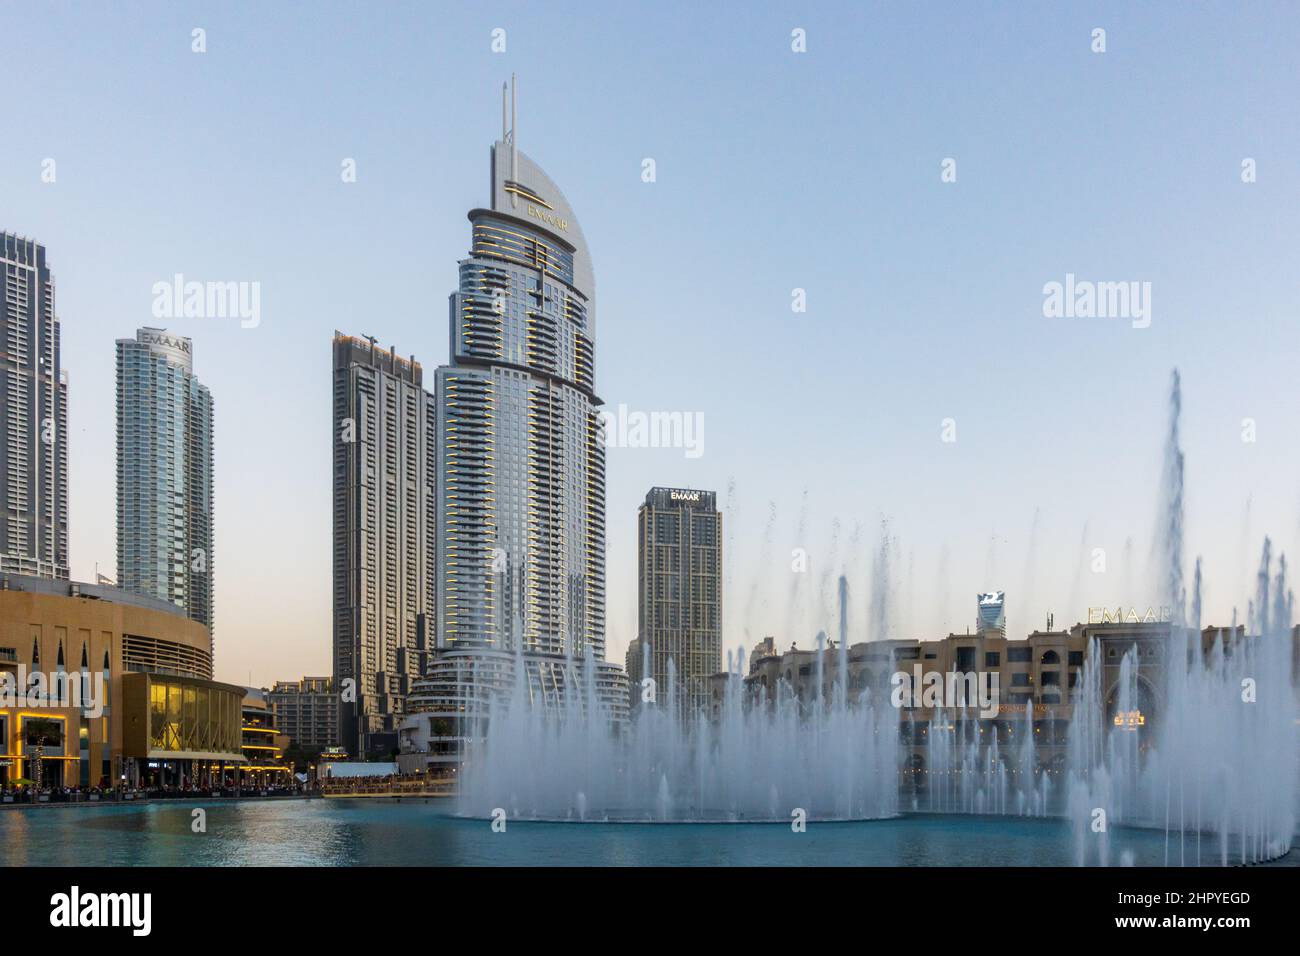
[436,140,606,662]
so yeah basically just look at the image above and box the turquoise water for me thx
[3,799,1293,866]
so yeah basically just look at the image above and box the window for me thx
[1068,650,1083,666]
[1040,650,1060,665]
[984,652,1000,667]
[1007,647,1032,663]
[24,717,63,748]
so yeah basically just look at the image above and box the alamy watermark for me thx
[49,886,151,936]
[0,666,104,718]
[1042,273,1151,329]
[151,274,261,328]
[890,666,1000,718]
[597,403,704,459]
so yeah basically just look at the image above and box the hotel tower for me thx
[116,328,214,630]
[0,233,68,580]
[401,79,626,774]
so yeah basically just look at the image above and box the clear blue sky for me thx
[2,1,1297,684]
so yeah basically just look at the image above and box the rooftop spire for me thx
[510,73,518,207]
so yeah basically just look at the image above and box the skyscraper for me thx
[631,487,722,717]
[977,590,1007,636]
[434,79,604,661]
[0,233,68,580]
[402,79,625,764]
[116,328,214,631]
[332,332,435,758]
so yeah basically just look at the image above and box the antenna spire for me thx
[510,73,518,207]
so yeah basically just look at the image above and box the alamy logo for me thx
[890,666,1000,718]
[49,886,151,936]
[151,274,261,328]
[596,403,704,459]
[0,667,104,718]
[1042,273,1151,328]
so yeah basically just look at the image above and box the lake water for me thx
[3,799,1294,866]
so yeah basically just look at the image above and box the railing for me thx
[320,774,457,798]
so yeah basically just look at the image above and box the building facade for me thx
[237,688,294,788]
[629,487,722,717]
[269,677,340,751]
[402,80,625,777]
[116,327,214,631]
[0,572,244,790]
[717,617,1285,789]
[332,333,435,759]
[432,83,605,662]
[0,234,68,580]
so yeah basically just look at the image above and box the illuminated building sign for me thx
[669,490,702,503]
[526,204,569,232]
[1113,709,1146,731]
[140,330,191,353]
[1087,606,1172,625]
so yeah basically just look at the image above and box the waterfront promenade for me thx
[0,786,312,809]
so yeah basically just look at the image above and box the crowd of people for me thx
[1,784,113,803]
[0,780,309,803]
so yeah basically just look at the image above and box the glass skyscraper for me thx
[0,233,68,580]
[116,328,214,631]
[401,81,625,769]
[434,87,605,662]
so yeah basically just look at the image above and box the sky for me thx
[1,1,1298,686]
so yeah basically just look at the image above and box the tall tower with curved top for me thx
[402,83,627,775]
[435,77,610,675]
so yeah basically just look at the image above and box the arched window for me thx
[1040,650,1060,665]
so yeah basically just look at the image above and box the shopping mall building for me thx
[723,613,1299,782]
[0,573,246,789]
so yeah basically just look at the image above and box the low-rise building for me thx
[398,648,628,782]
[269,676,339,750]
[235,689,293,789]
[713,618,1269,784]
[0,572,245,789]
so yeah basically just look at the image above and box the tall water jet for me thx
[1158,368,1186,627]
[460,633,900,823]
[869,520,895,642]
[1060,370,1297,864]
[743,500,778,644]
